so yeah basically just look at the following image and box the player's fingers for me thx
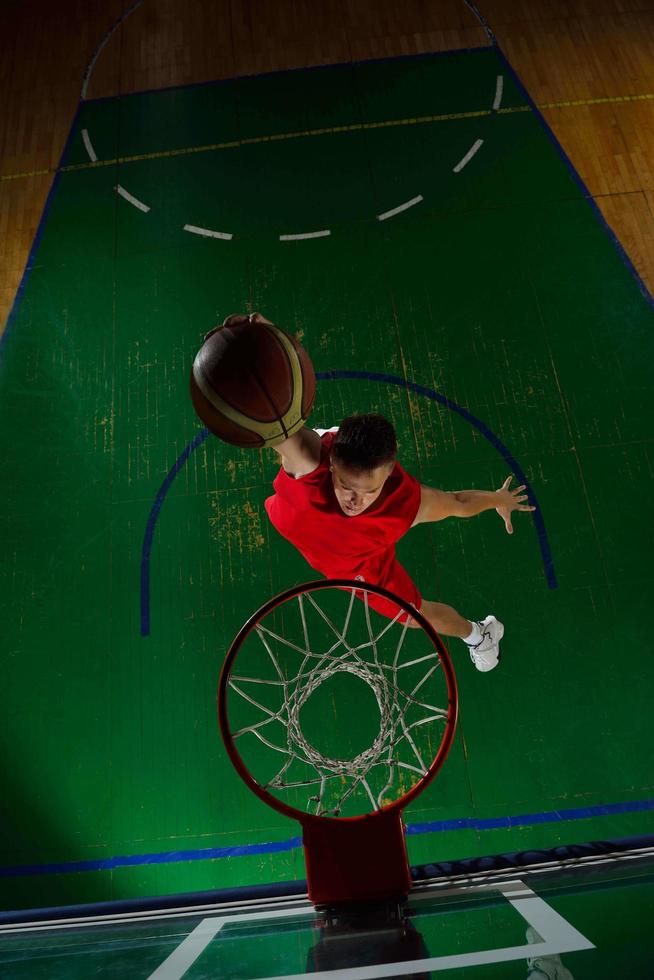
[250,311,274,326]
[519,505,536,511]
[502,475,513,490]
[222,313,250,328]
[505,517,513,534]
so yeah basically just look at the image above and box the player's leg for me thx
[410,599,503,673]
[360,559,502,672]
[409,599,471,638]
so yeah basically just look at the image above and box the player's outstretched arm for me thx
[273,427,322,478]
[412,476,535,534]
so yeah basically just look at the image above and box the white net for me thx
[225,584,453,818]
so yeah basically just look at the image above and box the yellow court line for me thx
[59,106,530,174]
[0,168,52,182]
[541,92,654,109]
[57,107,508,174]
[1,91,653,183]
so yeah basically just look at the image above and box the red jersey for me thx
[265,432,422,618]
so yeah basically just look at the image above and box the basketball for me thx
[190,313,316,448]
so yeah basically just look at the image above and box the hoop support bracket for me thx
[301,809,411,907]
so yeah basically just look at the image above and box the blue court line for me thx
[140,372,555,636]
[2,799,652,878]
[406,797,654,834]
[321,371,556,588]
[140,427,210,635]
[0,837,303,879]
[4,834,653,925]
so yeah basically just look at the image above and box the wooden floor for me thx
[1,0,654,334]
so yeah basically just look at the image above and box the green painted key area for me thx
[1,47,653,911]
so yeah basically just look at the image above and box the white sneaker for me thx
[466,615,503,672]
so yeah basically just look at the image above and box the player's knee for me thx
[405,601,434,629]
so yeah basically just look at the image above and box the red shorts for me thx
[351,559,421,624]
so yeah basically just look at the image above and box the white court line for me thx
[493,75,504,110]
[81,0,144,99]
[146,878,594,980]
[462,0,496,43]
[279,230,331,241]
[183,223,233,241]
[81,129,98,162]
[148,906,313,980]
[496,880,593,952]
[453,138,484,173]
[115,185,151,213]
[376,195,423,221]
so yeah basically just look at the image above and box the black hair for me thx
[331,414,397,472]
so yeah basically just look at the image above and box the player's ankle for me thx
[462,621,482,646]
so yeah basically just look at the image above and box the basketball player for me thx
[265,413,535,672]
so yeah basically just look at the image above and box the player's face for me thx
[330,459,394,517]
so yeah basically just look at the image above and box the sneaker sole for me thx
[473,653,500,672]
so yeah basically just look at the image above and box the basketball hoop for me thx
[218,579,458,909]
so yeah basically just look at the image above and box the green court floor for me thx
[1,46,653,911]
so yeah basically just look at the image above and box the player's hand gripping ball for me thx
[190,312,316,448]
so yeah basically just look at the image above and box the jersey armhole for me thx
[280,429,332,480]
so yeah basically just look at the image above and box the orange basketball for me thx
[190,314,316,448]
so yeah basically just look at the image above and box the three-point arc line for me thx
[115,184,150,212]
[81,129,97,163]
[279,230,331,241]
[377,196,424,222]
[453,139,484,173]
[184,223,233,241]
[93,72,505,234]
[141,428,209,636]
[140,370,557,637]
[493,75,504,111]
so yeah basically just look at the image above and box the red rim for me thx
[217,579,459,826]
